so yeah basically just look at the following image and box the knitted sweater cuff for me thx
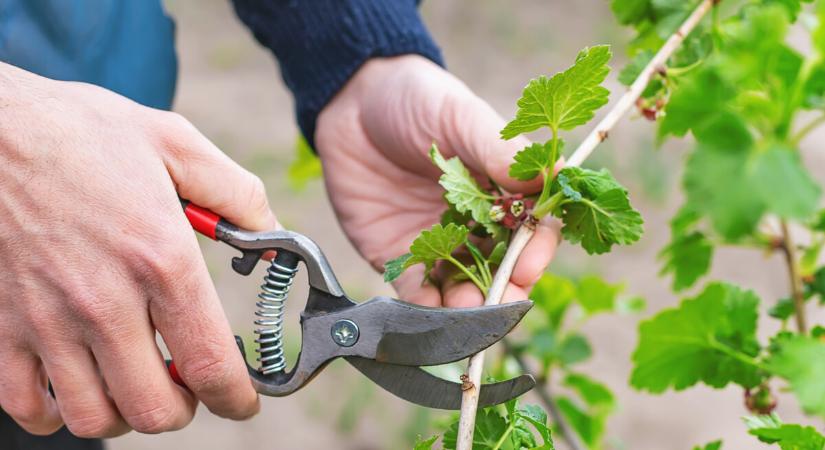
[232,0,444,148]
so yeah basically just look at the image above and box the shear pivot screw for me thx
[331,320,359,347]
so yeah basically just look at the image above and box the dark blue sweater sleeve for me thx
[231,0,444,148]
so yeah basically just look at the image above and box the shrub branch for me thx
[779,220,808,334]
[566,0,717,167]
[455,1,719,448]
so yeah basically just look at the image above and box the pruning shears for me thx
[167,199,536,409]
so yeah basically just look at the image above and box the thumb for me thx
[155,113,279,231]
[442,94,544,195]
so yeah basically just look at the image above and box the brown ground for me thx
[109,1,825,449]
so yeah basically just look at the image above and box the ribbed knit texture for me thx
[231,0,444,149]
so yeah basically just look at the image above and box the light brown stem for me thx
[566,0,717,168]
[456,224,536,449]
[779,220,808,334]
[455,2,720,447]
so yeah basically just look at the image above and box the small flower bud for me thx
[510,200,525,217]
[489,205,505,222]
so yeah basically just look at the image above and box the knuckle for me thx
[3,399,47,430]
[123,396,178,434]
[132,239,194,289]
[25,305,61,342]
[65,290,114,333]
[159,111,194,134]
[182,352,233,395]
[244,175,270,214]
[65,410,120,438]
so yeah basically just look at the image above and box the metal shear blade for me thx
[304,295,534,367]
[346,357,536,410]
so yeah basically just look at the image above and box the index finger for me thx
[144,226,259,420]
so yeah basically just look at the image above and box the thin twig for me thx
[791,114,825,146]
[456,224,536,449]
[456,2,719,447]
[502,339,586,450]
[566,0,717,168]
[779,220,808,334]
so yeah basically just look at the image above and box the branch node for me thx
[460,374,474,391]
[597,130,609,142]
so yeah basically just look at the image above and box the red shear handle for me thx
[165,360,186,388]
[180,198,221,240]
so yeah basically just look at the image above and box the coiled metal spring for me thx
[254,254,299,374]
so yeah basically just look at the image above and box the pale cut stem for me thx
[779,220,808,334]
[566,0,717,168]
[455,224,535,449]
[456,2,719,448]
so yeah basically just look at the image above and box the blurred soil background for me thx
[110,1,825,449]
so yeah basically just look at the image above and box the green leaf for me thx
[465,241,487,267]
[768,298,795,320]
[619,50,654,86]
[558,167,624,193]
[806,266,825,303]
[800,239,824,277]
[559,188,645,255]
[683,144,764,241]
[803,63,825,110]
[816,0,825,56]
[515,404,554,449]
[749,424,825,450]
[650,0,700,37]
[611,0,652,25]
[576,275,623,315]
[530,273,577,329]
[527,329,559,367]
[768,335,825,419]
[509,141,560,181]
[692,441,723,450]
[488,241,508,266]
[659,231,714,291]
[659,68,736,141]
[550,167,643,254]
[383,253,413,282]
[528,330,592,367]
[752,145,821,220]
[631,282,763,392]
[287,135,323,191]
[810,209,825,232]
[501,46,612,138]
[442,402,554,450]
[563,373,616,411]
[429,145,499,235]
[617,295,648,314]
[558,333,593,366]
[556,396,604,447]
[413,435,439,450]
[743,412,783,431]
[441,202,473,228]
[760,0,812,20]
[443,408,507,449]
[406,223,469,275]
[556,172,583,201]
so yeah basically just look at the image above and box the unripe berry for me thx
[745,386,777,415]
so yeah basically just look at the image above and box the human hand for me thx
[315,55,560,308]
[0,63,275,437]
